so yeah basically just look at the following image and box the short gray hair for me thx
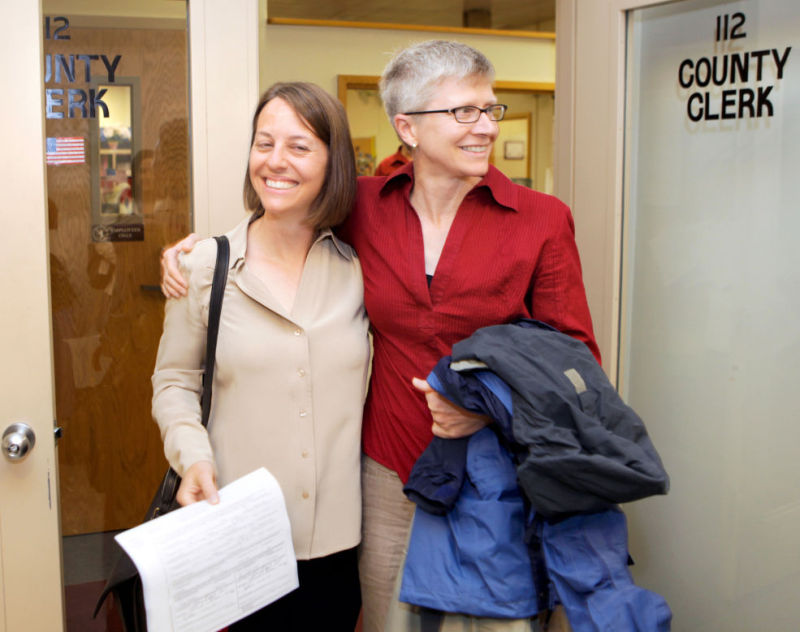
[379,40,495,123]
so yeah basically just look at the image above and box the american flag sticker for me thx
[46,137,85,165]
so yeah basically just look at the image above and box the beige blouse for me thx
[152,217,370,559]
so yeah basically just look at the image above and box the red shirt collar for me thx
[379,163,520,213]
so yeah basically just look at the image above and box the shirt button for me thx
[299,410,307,417]
[297,369,306,377]
[294,329,302,336]
[302,450,310,458]
[302,491,309,499]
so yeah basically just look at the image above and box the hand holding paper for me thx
[176,460,219,506]
[115,468,298,632]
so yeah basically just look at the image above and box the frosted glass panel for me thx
[622,0,800,629]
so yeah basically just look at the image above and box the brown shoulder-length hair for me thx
[243,82,356,230]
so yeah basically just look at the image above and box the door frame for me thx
[554,0,673,380]
[0,2,64,630]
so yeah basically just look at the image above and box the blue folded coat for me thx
[401,320,671,629]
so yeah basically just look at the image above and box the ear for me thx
[393,114,418,150]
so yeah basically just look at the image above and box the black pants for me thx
[229,546,361,632]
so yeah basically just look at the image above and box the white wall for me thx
[259,23,555,97]
[257,21,558,196]
[189,0,260,235]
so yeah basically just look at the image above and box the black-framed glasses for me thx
[403,104,508,123]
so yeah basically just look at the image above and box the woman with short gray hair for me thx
[345,40,597,631]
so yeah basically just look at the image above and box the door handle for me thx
[2,422,36,462]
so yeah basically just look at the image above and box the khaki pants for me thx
[359,456,416,632]
[358,456,571,632]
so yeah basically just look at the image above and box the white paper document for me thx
[115,467,298,632]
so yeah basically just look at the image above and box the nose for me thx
[471,110,499,136]
[266,143,288,169]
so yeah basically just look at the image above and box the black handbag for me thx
[94,235,230,632]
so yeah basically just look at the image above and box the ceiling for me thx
[267,0,556,32]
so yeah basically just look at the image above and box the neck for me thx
[248,213,315,263]
[410,167,482,225]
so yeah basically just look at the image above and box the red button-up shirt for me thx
[339,163,600,482]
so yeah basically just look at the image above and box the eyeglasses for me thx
[402,104,508,124]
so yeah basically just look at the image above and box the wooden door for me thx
[44,19,191,536]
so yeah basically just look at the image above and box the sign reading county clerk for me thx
[678,12,792,122]
[44,16,122,119]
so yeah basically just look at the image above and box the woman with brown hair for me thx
[151,82,370,631]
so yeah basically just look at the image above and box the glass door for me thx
[43,3,192,629]
[621,0,800,627]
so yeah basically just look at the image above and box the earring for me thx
[411,142,417,149]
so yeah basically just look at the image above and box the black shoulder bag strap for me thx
[200,235,230,430]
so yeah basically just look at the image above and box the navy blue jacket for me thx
[401,321,671,628]
[440,319,669,518]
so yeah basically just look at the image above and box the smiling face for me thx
[247,97,329,223]
[398,75,499,182]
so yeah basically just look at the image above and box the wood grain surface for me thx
[46,25,191,535]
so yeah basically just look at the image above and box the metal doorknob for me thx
[2,423,36,462]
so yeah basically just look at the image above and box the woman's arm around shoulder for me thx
[160,233,202,298]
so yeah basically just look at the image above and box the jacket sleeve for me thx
[529,201,602,365]
[151,243,216,476]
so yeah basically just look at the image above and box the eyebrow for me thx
[254,131,316,142]
[431,99,498,110]
[464,100,498,107]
